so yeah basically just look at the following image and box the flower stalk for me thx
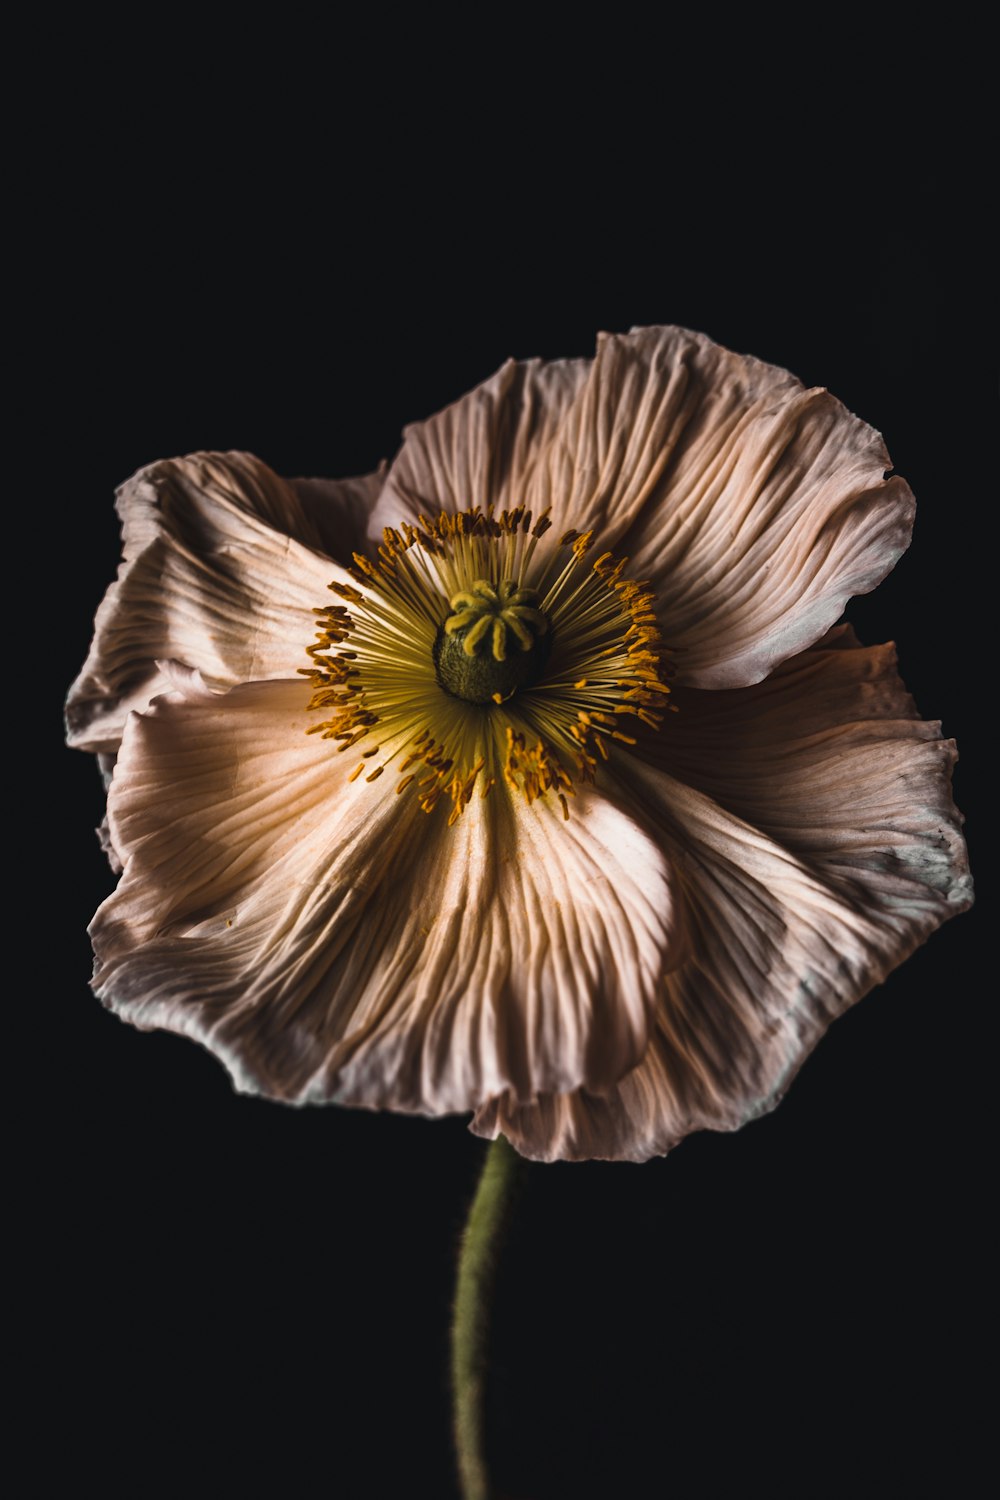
[451,1136,527,1500]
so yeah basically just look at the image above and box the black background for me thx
[37,37,989,1500]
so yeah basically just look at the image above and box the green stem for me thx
[451,1135,526,1500]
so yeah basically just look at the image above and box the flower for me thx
[67,325,972,1162]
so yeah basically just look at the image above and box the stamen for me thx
[303,504,672,823]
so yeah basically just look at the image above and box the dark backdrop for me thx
[40,47,988,1500]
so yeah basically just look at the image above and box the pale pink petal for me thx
[472,630,971,1161]
[290,465,387,559]
[66,452,366,755]
[367,355,591,540]
[92,679,676,1112]
[369,328,912,689]
[611,330,915,687]
[96,812,122,874]
[94,751,123,870]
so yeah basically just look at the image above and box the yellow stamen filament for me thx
[302,503,672,824]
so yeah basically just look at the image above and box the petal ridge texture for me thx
[70,327,970,1161]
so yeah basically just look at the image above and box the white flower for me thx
[66,326,972,1161]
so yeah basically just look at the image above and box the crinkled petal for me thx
[66,452,366,754]
[290,465,387,560]
[367,354,591,540]
[472,629,971,1161]
[92,678,676,1112]
[370,327,912,688]
[611,330,915,687]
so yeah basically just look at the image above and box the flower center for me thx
[304,506,671,824]
[433,579,551,704]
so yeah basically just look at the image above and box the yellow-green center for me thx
[306,508,671,825]
[433,578,550,705]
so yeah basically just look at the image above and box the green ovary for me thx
[434,579,551,705]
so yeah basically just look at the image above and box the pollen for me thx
[302,503,671,824]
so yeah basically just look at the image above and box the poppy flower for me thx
[66,325,972,1161]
